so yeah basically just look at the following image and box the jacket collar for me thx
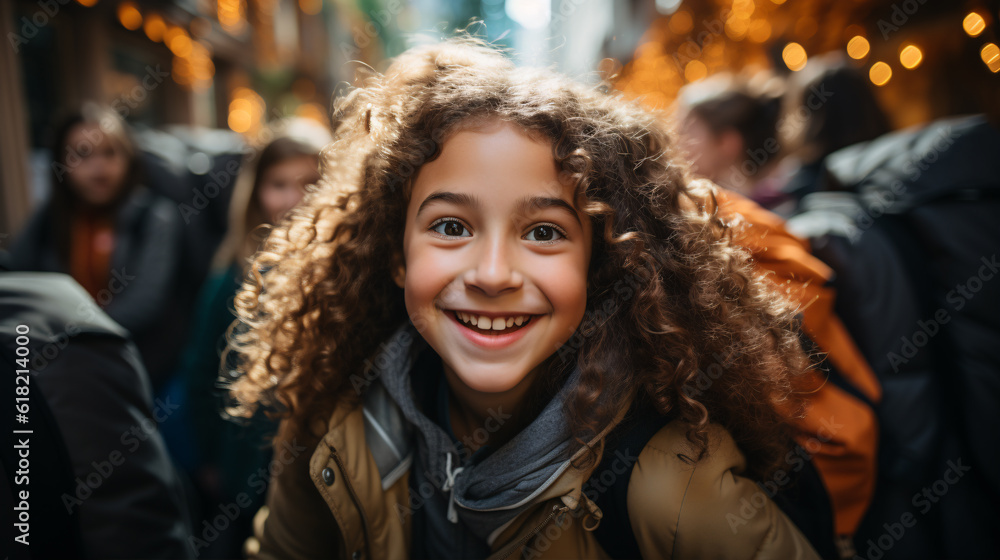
[310,319,633,557]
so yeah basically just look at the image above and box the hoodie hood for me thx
[370,319,585,549]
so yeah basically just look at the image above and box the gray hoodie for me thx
[367,320,583,558]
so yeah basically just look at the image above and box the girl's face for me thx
[257,155,320,224]
[398,120,593,394]
[64,123,130,207]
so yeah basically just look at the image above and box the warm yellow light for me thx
[218,0,246,33]
[771,0,787,4]
[117,2,142,31]
[869,61,892,86]
[684,60,707,82]
[847,36,870,60]
[164,26,187,45]
[144,14,166,42]
[725,17,749,40]
[228,109,252,133]
[982,43,1000,73]
[900,45,923,69]
[299,0,322,15]
[748,20,772,43]
[169,34,192,57]
[76,0,98,7]
[783,42,808,71]
[963,12,986,37]
[668,10,693,34]
[229,98,252,113]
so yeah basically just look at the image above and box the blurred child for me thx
[176,118,330,558]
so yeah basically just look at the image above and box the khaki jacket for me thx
[248,387,820,560]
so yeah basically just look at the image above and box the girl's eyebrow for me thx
[416,190,582,227]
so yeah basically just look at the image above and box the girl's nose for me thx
[465,237,523,296]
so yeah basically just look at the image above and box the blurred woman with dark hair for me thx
[8,102,182,386]
[778,52,892,213]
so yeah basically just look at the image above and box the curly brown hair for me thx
[226,34,811,480]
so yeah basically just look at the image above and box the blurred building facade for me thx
[1,0,653,238]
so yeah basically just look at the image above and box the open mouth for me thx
[449,310,536,336]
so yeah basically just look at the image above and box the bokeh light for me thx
[117,2,142,31]
[963,12,986,37]
[900,45,923,69]
[982,43,1000,73]
[847,36,870,60]
[783,42,807,71]
[869,61,892,86]
[143,13,166,42]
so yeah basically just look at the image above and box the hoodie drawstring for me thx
[442,452,465,523]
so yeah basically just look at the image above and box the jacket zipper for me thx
[329,448,374,559]
[495,503,570,560]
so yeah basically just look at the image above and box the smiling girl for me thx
[228,36,820,559]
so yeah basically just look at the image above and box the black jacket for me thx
[786,114,1000,558]
[7,186,184,389]
[0,271,195,558]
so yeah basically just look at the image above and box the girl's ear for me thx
[392,256,406,289]
[393,266,405,289]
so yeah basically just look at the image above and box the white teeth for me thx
[456,312,532,330]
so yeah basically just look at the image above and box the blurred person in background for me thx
[675,72,789,210]
[783,107,1000,558]
[777,53,892,218]
[173,118,330,559]
[1,269,196,559]
[7,102,183,390]
[675,71,883,556]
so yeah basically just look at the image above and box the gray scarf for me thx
[373,320,582,557]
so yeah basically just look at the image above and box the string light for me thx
[900,45,923,69]
[963,12,986,37]
[684,60,707,82]
[982,43,1000,73]
[782,42,807,71]
[117,2,142,31]
[847,36,870,59]
[869,61,892,86]
[143,13,166,42]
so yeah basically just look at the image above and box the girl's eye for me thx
[525,224,566,243]
[430,220,471,237]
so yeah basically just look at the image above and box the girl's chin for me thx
[451,369,530,395]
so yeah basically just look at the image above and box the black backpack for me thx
[786,115,1000,558]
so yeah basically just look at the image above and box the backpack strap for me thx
[587,398,838,559]
[588,399,672,559]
